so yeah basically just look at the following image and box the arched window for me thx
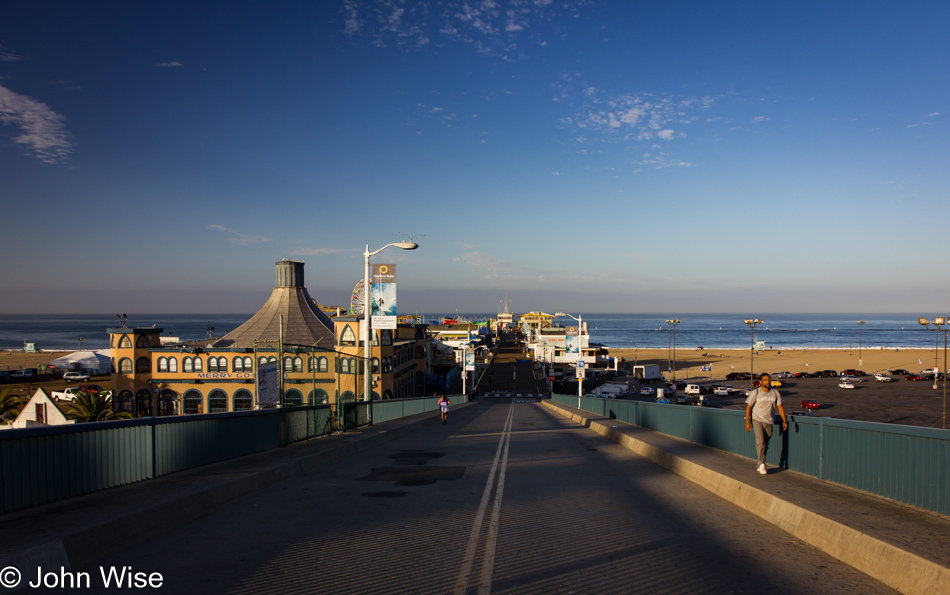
[111,358,116,373]
[208,358,218,372]
[284,389,303,407]
[415,346,425,358]
[284,357,294,372]
[208,389,228,413]
[381,330,392,346]
[135,335,150,348]
[383,389,394,400]
[309,389,328,404]
[243,356,253,370]
[183,390,203,415]
[340,358,351,374]
[118,335,132,348]
[233,357,244,372]
[268,356,276,363]
[159,390,178,416]
[117,390,134,413]
[158,357,168,372]
[340,391,356,402]
[218,357,227,372]
[233,389,253,411]
[168,357,177,373]
[341,325,356,346]
[193,358,203,372]
[259,356,268,365]
[372,357,380,373]
[119,358,133,373]
[136,390,152,417]
[293,357,303,372]
[318,357,328,373]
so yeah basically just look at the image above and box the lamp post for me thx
[918,318,948,428]
[363,241,419,420]
[77,337,83,351]
[744,319,762,388]
[555,311,584,404]
[666,319,681,383]
[857,320,866,367]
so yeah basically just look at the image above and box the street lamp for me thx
[77,337,83,351]
[666,319,681,382]
[556,311,584,404]
[857,321,866,366]
[744,319,763,388]
[363,241,418,416]
[918,317,948,428]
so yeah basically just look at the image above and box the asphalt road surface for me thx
[75,401,895,594]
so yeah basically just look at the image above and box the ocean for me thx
[0,313,941,352]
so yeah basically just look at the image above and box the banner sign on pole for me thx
[464,352,475,371]
[371,263,397,317]
[257,361,280,406]
[701,365,712,372]
[372,315,397,330]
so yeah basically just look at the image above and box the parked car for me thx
[714,386,731,396]
[818,370,838,378]
[640,387,655,396]
[801,399,821,409]
[768,379,783,387]
[78,384,104,393]
[904,374,925,382]
[838,380,855,389]
[725,372,742,381]
[10,369,35,379]
[874,373,893,382]
[63,371,91,382]
[891,369,911,376]
[839,375,864,383]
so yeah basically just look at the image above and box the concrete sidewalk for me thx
[0,402,475,590]
[541,400,950,595]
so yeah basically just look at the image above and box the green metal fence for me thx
[0,395,460,515]
[552,394,950,516]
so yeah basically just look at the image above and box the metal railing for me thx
[0,395,466,514]
[552,394,950,516]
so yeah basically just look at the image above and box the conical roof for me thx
[215,260,335,349]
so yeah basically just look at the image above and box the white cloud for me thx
[0,52,26,62]
[0,84,73,163]
[154,61,183,68]
[656,129,675,140]
[751,115,769,122]
[208,225,272,246]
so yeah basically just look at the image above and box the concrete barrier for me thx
[541,400,950,595]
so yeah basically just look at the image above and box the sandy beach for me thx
[606,347,944,380]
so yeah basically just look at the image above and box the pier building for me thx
[108,260,428,416]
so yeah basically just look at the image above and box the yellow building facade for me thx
[108,261,428,416]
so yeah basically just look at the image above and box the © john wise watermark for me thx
[0,566,163,590]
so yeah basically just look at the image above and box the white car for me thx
[874,373,893,382]
[640,387,655,396]
[838,381,855,389]
[63,371,91,382]
[714,387,731,396]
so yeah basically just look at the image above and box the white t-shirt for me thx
[745,387,782,424]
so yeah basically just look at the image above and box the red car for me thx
[904,374,925,381]
[801,400,821,410]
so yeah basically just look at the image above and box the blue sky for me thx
[1,1,948,315]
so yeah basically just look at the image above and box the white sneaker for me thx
[757,464,767,475]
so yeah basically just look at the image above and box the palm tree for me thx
[0,387,21,424]
[65,390,132,423]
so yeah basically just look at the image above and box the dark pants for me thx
[752,420,773,465]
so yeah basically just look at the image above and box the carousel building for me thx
[109,260,429,416]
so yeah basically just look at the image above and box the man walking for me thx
[744,373,788,475]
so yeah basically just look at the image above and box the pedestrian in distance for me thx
[744,372,788,475]
[438,394,450,424]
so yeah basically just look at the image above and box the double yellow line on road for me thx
[453,402,514,595]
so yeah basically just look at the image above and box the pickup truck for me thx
[52,387,83,401]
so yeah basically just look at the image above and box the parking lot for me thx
[703,377,947,428]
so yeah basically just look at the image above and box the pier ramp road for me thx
[480,331,549,399]
[67,401,894,594]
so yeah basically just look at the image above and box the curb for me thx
[541,400,950,595]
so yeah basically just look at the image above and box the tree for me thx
[65,390,132,423]
[0,387,21,424]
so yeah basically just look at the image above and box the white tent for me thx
[50,350,111,374]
